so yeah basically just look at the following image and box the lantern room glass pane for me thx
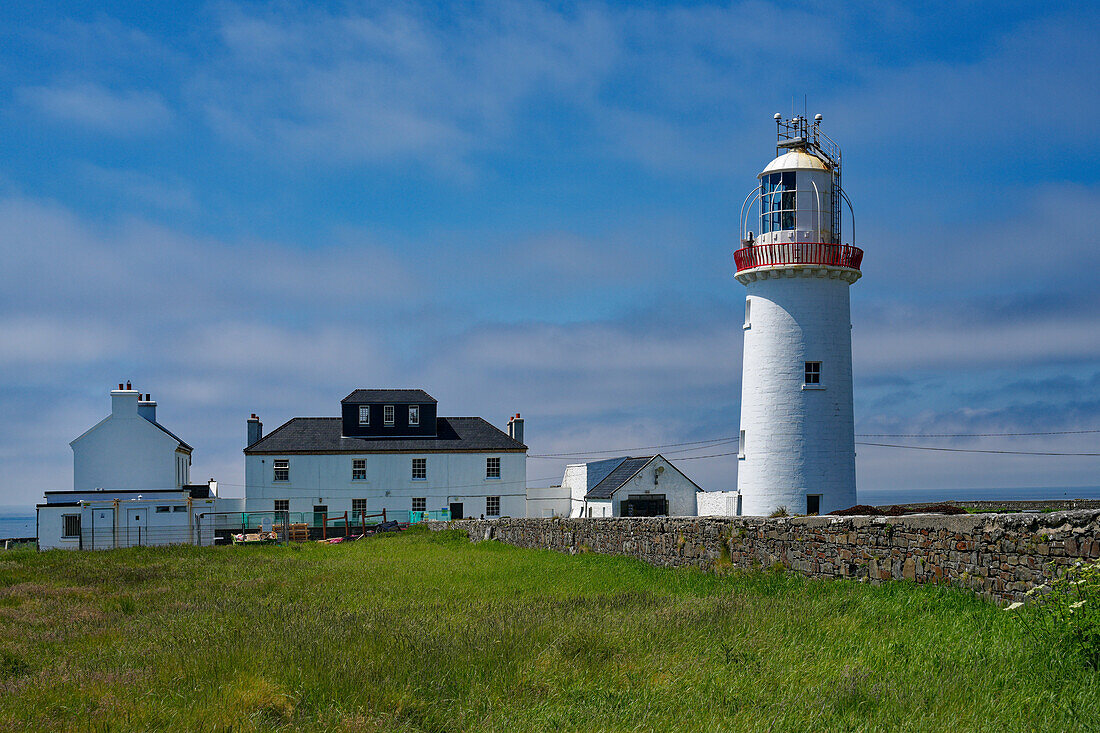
[761,171,796,233]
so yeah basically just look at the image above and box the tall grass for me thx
[0,527,1097,731]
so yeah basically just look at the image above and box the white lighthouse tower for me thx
[734,114,862,516]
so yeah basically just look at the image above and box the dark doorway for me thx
[449,502,463,520]
[313,505,328,527]
[806,495,821,515]
[620,494,668,517]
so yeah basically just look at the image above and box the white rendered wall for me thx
[245,452,526,519]
[37,506,79,550]
[526,486,571,517]
[698,491,739,516]
[563,464,588,517]
[71,391,188,491]
[737,273,856,516]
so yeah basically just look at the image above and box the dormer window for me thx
[359,405,370,426]
[384,405,394,426]
[408,405,419,426]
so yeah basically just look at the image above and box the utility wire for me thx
[856,429,1100,438]
[855,442,1100,456]
[528,436,738,458]
[528,429,1100,459]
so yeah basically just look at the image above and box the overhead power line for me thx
[855,429,1100,438]
[529,436,738,458]
[527,429,1100,459]
[855,442,1100,456]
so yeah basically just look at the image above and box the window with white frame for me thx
[486,496,501,516]
[804,361,821,385]
[411,458,426,480]
[274,499,289,513]
[411,497,426,512]
[62,514,81,538]
[359,405,370,425]
[352,498,367,520]
[738,430,746,458]
[408,405,419,426]
[352,459,366,481]
[486,457,501,479]
[744,298,751,328]
[172,505,187,513]
[384,405,395,426]
[273,459,289,481]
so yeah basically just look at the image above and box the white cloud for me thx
[16,83,173,134]
[77,164,197,211]
[190,2,619,170]
[0,317,129,365]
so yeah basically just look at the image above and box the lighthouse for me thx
[734,114,862,516]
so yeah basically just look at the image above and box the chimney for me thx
[247,414,263,447]
[110,383,140,417]
[208,478,218,497]
[137,394,157,423]
[508,413,524,445]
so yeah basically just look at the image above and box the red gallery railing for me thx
[734,242,863,273]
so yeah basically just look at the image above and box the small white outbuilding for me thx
[563,454,702,518]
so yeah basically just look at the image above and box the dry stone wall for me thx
[431,510,1100,604]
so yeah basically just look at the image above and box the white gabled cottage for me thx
[37,383,217,550]
[562,454,702,518]
[72,383,193,491]
[244,389,527,525]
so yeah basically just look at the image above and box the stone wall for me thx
[431,510,1100,604]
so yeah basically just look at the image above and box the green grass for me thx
[1,528,1098,732]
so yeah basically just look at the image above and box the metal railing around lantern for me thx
[733,242,863,273]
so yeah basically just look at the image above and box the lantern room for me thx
[734,114,862,276]
[758,149,834,244]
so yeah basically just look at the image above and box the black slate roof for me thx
[586,456,654,499]
[245,416,525,453]
[341,389,436,404]
[152,421,192,452]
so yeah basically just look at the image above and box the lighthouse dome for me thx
[759,149,830,177]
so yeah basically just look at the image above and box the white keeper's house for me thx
[243,389,527,523]
[37,382,218,550]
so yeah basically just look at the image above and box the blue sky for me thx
[1,1,1098,508]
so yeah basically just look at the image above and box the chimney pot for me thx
[247,414,263,446]
[126,381,131,390]
[118,383,124,390]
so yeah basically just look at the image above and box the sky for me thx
[1,1,1098,509]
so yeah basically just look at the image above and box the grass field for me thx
[1,528,1098,732]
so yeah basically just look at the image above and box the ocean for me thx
[859,485,1100,506]
[0,514,36,540]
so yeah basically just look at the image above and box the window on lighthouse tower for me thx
[761,172,796,233]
